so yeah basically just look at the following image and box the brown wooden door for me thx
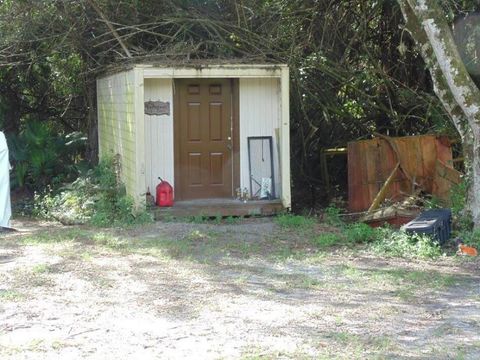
[175,79,237,200]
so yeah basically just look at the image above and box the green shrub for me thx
[344,223,379,243]
[451,180,468,217]
[449,180,473,231]
[324,205,343,226]
[458,229,480,249]
[312,233,342,248]
[35,156,152,227]
[370,229,442,259]
[225,216,241,225]
[311,223,380,249]
[34,178,94,225]
[275,213,315,229]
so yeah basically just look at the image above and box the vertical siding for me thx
[144,79,174,197]
[97,70,138,201]
[239,78,282,197]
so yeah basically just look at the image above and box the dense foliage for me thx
[35,156,152,226]
[1,0,479,208]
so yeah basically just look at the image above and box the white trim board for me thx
[142,65,287,79]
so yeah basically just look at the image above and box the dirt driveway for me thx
[1,218,480,359]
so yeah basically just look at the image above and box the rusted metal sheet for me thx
[348,135,454,212]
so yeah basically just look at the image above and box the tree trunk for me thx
[397,0,480,227]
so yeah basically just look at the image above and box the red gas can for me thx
[156,177,174,207]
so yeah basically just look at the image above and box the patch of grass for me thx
[394,287,416,301]
[241,347,312,360]
[225,215,241,225]
[33,277,52,287]
[430,343,474,360]
[327,331,360,344]
[132,230,219,259]
[323,205,344,226]
[322,331,364,358]
[312,233,342,248]
[336,264,362,278]
[0,289,24,301]
[22,228,86,245]
[14,268,54,288]
[232,273,249,285]
[31,274,54,287]
[368,335,396,353]
[334,315,343,326]
[51,340,69,350]
[297,275,322,289]
[286,273,322,289]
[183,229,210,241]
[92,232,128,249]
[157,239,194,259]
[55,245,81,260]
[311,223,380,251]
[337,264,459,300]
[378,268,456,288]
[344,223,379,243]
[241,350,280,360]
[31,264,51,274]
[22,228,90,245]
[80,251,93,261]
[275,213,315,229]
[186,214,209,224]
[321,331,397,358]
[269,245,296,260]
[159,214,176,222]
[225,240,262,258]
[93,276,114,289]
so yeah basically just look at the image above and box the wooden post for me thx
[368,162,400,213]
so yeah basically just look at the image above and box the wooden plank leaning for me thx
[367,162,400,213]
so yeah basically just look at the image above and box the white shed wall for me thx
[239,78,282,198]
[97,70,138,199]
[143,79,175,195]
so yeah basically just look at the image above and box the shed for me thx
[96,62,291,216]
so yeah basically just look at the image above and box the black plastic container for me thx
[403,209,452,244]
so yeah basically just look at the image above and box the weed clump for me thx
[323,205,343,226]
[312,233,342,248]
[344,222,379,243]
[34,156,152,227]
[370,229,442,259]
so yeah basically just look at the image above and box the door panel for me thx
[209,103,223,141]
[210,153,224,185]
[175,79,236,199]
[187,153,202,186]
[187,103,201,141]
